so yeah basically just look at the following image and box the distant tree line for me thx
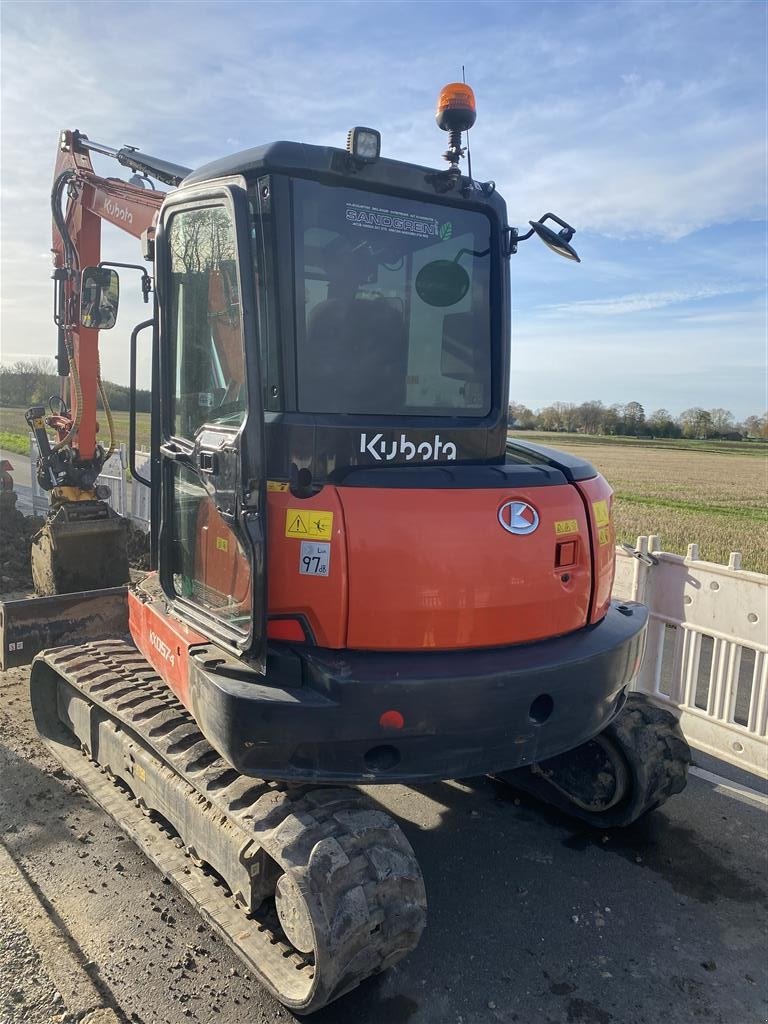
[0,360,151,414]
[509,400,768,440]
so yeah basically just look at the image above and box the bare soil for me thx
[0,497,44,595]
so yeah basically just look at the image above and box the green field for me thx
[513,431,768,574]
[0,406,152,454]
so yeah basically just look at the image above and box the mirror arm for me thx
[98,260,153,303]
[452,247,491,263]
[503,226,534,257]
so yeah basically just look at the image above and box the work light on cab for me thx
[346,126,381,163]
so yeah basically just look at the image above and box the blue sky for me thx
[1,0,765,420]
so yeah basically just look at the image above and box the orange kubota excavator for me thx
[4,85,689,1012]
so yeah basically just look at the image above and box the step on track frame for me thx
[30,640,427,1014]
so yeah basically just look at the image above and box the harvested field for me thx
[514,432,768,574]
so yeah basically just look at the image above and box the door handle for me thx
[160,441,194,466]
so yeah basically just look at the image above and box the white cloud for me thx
[539,283,754,317]
[0,0,764,414]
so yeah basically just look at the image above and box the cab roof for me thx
[181,141,506,215]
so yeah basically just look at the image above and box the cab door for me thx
[156,182,266,669]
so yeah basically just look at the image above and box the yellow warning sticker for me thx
[216,537,229,552]
[267,480,290,492]
[592,500,610,527]
[598,526,612,546]
[554,519,579,536]
[285,508,334,540]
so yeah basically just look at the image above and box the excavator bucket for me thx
[31,500,130,596]
[0,586,128,670]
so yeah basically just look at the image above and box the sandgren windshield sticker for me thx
[345,201,442,239]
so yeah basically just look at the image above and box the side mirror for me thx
[528,217,580,262]
[80,266,120,330]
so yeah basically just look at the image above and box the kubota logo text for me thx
[103,197,133,224]
[149,629,175,666]
[360,433,457,462]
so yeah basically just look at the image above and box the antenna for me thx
[463,65,473,183]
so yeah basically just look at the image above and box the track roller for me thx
[497,694,691,827]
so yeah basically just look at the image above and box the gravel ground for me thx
[1,660,767,1024]
[0,891,68,1024]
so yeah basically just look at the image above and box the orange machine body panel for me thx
[129,585,206,708]
[131,477,610,662]
[576,475,616,623]
[339,485,591,650]
[266,487,349,647]
[265,482,595,651]
[195,498,251,614]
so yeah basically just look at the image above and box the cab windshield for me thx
[293,179,493,417]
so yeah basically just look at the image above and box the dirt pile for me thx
[0,496,44,595]
[125,520,150,570]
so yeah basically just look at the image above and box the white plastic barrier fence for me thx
[29,436,127,517]
[130,449,152,531]
[614,536,768,777]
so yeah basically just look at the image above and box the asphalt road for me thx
[1,664,766,1024]
[1,449,34,515]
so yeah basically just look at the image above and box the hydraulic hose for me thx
[50,337,82,452]
[96,351,116,460]
[49,170,82,453]
[51,171,79,274]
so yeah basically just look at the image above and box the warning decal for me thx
[267,480,290,492]
[216,537,229,552]
[598,527,612,547]
[554,519,579,536]
[285,508,334,540]
[592,500,610,527]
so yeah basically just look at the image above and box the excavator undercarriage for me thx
[28,634,689,1010]
[31,640,428,1013]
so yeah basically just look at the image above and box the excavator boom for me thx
[30,130,187,594]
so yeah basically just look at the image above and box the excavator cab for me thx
[145,154,507,672]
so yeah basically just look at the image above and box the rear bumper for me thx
[188,601,648,784]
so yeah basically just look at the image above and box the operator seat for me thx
[303,297,408,414]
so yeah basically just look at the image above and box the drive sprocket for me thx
[496,694,691,828]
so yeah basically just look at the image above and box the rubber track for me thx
[498,694,691,828]
[30,640,427,1013]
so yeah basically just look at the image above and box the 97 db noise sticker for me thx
[285,508,334,540]
[300,542,330,576]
